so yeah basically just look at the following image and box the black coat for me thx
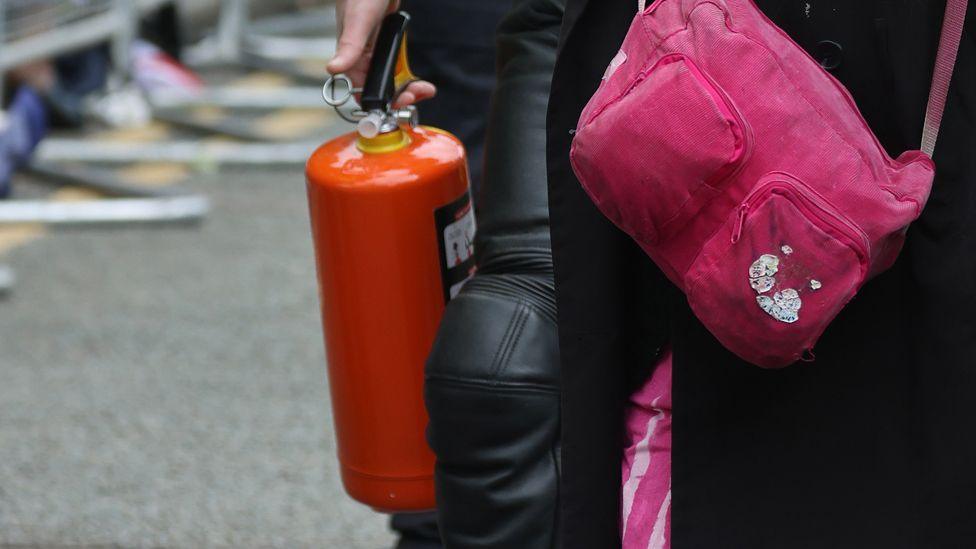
[546,1,976,547]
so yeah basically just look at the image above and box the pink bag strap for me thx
[921,0,969,156]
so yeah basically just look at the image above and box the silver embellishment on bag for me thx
[809,279,822,291]
[750,276,776,294]
[749,254,780,278]
[747,253,808,323]
[775,288,802,310]
[756,288,802,324]
[748,254,780,294]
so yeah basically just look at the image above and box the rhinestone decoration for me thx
[749,254,780,278]
[781,245,793,255]
[750,275,776,294]
[809,279,822,291]
[775,288,802,310]
[748,254,780,295]
[757,288,802,324]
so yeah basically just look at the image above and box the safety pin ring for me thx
[322,75,362,107]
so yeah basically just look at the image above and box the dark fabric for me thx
[547,2,668,546]
[476,0,564,273]
[400,0,510,196]
[140,3,185,60]
[392,512,442,549]
[547,0,976,547]
[46,46,111,127]
[423,1,565,547]
[425,274,559,549]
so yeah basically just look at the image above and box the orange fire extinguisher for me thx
[305,11,474,512]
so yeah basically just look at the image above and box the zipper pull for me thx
[731,203,749,243]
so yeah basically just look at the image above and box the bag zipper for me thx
[678,55,751,183]
[731,174,870,267]
[582,54,751,172]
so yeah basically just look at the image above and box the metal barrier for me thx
[35,137,322,165]
[0,162,209,226]
[0,264,13,296]
[140,1,335,141]
[0,0,181,100]
[0,0,136,105]
[1,1,209,295]
[183,0,334,91]
[1,0,211,214]
[125,1,335,144]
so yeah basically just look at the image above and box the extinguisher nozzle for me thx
[357,113,385,139]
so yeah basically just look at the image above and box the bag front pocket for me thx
[685,173,869,368]
[571,53,750,244]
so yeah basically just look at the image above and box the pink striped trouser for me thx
[621,348,672,549]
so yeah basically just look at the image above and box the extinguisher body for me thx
[306,125,472,512]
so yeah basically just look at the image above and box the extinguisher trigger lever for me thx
[321,12,421,136]
[392,27,418,97]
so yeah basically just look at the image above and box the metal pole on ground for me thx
[0,162,209,227]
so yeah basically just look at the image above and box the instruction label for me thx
[435,193,477,302]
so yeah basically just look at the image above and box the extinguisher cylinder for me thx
[306,125,472,512]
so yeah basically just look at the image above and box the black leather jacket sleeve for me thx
[476,0,564,275]
[424,0,565,547]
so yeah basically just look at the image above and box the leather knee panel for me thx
[425,273,559,549]
[424,0,565,545]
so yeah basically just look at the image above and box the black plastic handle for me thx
[360,11,411,112]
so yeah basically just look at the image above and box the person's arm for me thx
[327,0,435,106]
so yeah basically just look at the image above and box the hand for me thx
[327,0,436,107]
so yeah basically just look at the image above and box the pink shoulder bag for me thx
[570,0,968,367]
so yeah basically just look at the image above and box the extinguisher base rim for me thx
[340,463,436,512]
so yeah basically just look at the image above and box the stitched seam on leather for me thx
[463,287,558,324]
[477,250,554,275]
[489,306,522,379]
[494,304,530,379]
[425,374,559,394]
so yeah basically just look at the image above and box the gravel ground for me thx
[0,167,395,548]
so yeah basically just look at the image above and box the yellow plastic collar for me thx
[356,128,412,154]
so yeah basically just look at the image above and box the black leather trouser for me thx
[424,0,565,547]
[393,2,509,547]
[426,266,559,548]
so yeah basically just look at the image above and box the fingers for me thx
[393,81,437,107]
[327,0,392,76]
[327,0,434,107]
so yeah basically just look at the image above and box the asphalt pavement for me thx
[0,165,396,548]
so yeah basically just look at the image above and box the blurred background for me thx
[0,0,396,546]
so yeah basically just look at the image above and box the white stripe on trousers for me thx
[621,397,663,534]
[647,486,671,549]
